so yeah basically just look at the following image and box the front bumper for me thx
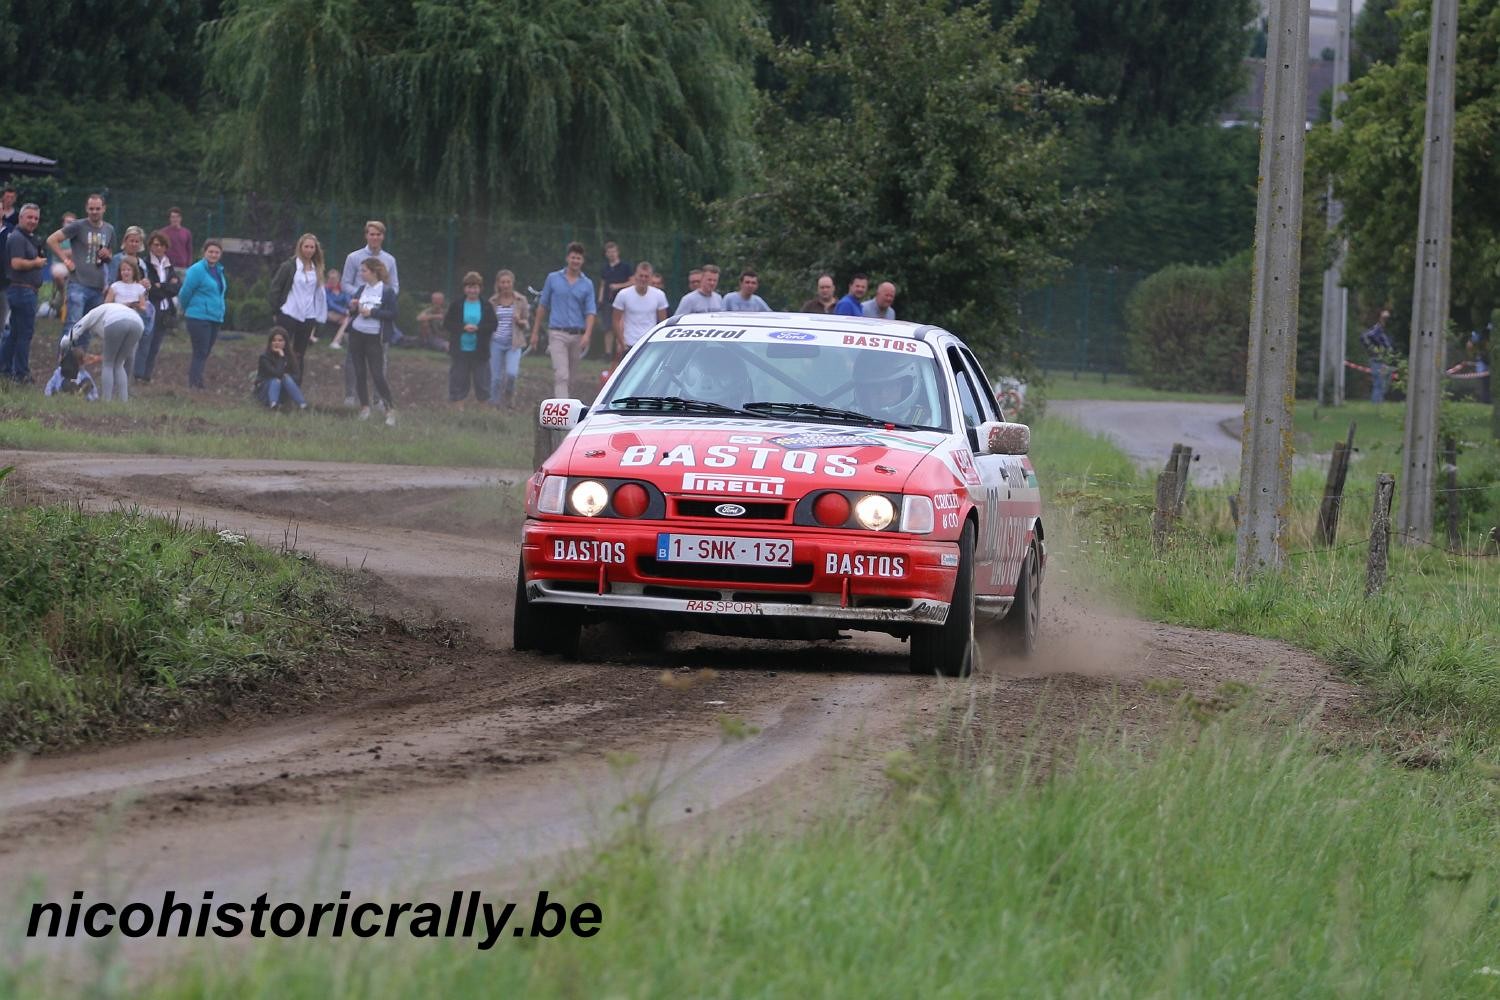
[521,518,959,627]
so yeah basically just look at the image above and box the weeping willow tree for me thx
[202,0,760,222]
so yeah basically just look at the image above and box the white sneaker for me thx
[384,409,397,427]
[358,407,371,421]
[344,395,358,408]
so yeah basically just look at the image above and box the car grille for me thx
[636,557,814,585]
[671,499,791,520]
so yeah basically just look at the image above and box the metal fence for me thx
[1018,264,1146,377]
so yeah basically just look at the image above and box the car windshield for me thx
[601,328,950,431]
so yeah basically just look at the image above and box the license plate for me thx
[655,533,792,567]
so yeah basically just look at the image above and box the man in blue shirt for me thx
[530,241,597,399]
[1360,308,1394,403]
[834,274,869,317]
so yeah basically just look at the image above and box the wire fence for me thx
[1018,265,1146,377]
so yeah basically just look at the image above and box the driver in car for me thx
[852,351,930,426]
[676,345,753,408]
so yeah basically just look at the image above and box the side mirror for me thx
[539,398,586,430]
[982,420,1030,456]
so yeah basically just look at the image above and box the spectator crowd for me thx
[0,188,907,417]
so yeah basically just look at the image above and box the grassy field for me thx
[1040,370,1240,403]
[0,475,369,751]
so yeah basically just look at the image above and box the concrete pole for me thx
[1235,0,1309,581]
[1397,0,1459,546]
[1319,0,1352,407]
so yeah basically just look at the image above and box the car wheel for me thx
[997,542,1040,656]
[910,523,975,677]
[511,558,581,658]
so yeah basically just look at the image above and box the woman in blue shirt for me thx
[444,270,497,405]
[176,240,228,389]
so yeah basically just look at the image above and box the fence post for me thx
[1316,422,1357,546]
[1365,473,1395,597]
[1443,436,1460,549]
[1172,445,1194,516]
[1152,460,1180,551]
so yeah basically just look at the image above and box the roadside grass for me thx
[1297,397,1495,461]
[0,481,367,751]
[52,723,1500,998]
[1040,370,1240,403]
[1032,416,1500,747]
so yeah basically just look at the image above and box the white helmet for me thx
[678,346,752,406]
[853,350,925,423]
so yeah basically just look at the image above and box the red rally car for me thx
[513,313,1043,676]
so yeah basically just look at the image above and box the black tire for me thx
[511,558,582,658]
[910,524,976,677]
[997,542,1040,656]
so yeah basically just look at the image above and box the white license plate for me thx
[655,533,792,567]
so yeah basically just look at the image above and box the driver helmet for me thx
[678,345,752,406]
[852,349,924,422]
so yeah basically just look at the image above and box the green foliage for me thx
[1353,0,1407,75]
[712,0,1096,356]
[1123,254,1250,393]
[201,0,759,222]
[1312,0,1500,332]
[1073,123,1260,270]
[0,505,361,750]
[989,0,1258,134]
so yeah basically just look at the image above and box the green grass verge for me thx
[47,726,1500,998]
[1040,371,1240,403]
[0,479,365,750]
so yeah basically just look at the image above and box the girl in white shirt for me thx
[105,257,149,312]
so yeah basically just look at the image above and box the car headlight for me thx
[899,495,934,534]
[537,475,567,514]
[570,480,609,517]
[853,494,895,531]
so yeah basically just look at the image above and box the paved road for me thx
[1049,400,1245,486]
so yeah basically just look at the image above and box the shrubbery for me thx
[1124,254,1250,393]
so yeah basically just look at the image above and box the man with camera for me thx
[47,193,116,349]
[1,204,49,383]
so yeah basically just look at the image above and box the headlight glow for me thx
[570,480,609,517]
[853,494,895,531]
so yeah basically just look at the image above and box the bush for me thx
[1124,255,1250,393]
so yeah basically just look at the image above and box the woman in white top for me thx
[105,256,149,311]
[488,269,531,408]
[269,233,327,380]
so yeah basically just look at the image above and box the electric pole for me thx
[1397,0,1458,546]
[1236,0,1309,580]
[1318,0,1352,407]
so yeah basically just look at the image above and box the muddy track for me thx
[0,446,1368,963]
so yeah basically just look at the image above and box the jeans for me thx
[64,282,106,348]
[1370,358,1390,403]
[258,374,307,408]
[100,317,144,401]
[1,285,39,380]
[344,335,389,400]
[185,318,220,388]
[489,342,522,399]
[276,313,317,380]
[546,328,583,399]
[134,307,171,379]
[448,354,490,401]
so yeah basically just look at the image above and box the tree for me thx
[201,0,760,221]
[712,0,1096,357]
[1311,0,1500,334]
[1352,0,1406,74]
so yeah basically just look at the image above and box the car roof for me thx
[657,311,946,341]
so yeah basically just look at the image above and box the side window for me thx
[946,346,986,446]
[958,348,1001,422]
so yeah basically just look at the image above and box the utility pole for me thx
[1318,0,1352,407]
[1397,0,1458,546]
[1235,0,1309,580]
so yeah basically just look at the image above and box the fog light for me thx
[812,492,851,527]
[570,480,609,517]
[853,494,895,531]
[613,483,649,518]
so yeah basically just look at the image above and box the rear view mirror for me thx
[983,421,1030,456]
[539,398,585,430]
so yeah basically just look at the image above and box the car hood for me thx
[557,414,947,496]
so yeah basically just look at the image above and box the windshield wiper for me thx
[609,395,754,416]
[742,400,917,430]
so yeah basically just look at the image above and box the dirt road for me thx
[0,445,1364,965]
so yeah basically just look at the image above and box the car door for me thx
[942,342,1010,597]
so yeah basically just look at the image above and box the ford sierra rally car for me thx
[513,313,1043,676]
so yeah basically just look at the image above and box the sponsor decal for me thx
[825,553,906,578]
[771,432,880,450]
[621,444,857,478]
[540,401,577,427]
[714,503,747,517]
[940,513,960,530]
[940,553,960,567]
[769,330,816,341]
[685,599,764,615]
[841,334,919,353]
[662,328,746,340]
[728,434,763,444]
[552,539,627,564]
[951,448,981,486]
[682,473,786,496]
[933,493,961,510]
[910,601,948,623]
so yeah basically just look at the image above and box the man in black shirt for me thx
[1,204,48,382]
[596,240,632,360]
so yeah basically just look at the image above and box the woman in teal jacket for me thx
[178,239,227,389]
